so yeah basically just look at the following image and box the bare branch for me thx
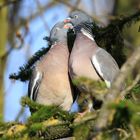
[35,0,50,32]
[16,1,56,30]
[0,0,18,10]
[121,73,140,98]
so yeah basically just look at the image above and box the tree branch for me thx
[94,46,140,132]
[0,0,18,10]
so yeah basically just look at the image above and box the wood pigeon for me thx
[28,22,74,111]
[64,11,120,111]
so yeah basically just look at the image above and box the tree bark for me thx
[0,0,8,121]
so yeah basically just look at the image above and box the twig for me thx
[1,25,29,60]
[0,0,18,10]
[116,128,131,140]
[129,124,137,140]
[71,112,97,127]
[35,0,50,32]
[16,1,56,29]
[15,107,25,122]
[55,0,82,12]
[121,73,140,99]
[124,39,134,50]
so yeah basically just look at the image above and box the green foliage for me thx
[111,100,140,129]
[0,122,27,140]
[125,83,140,101]
[1,94,140,139]
[72,77,107,101]
[21,97,43,113]
[28,122,72,139]
[74,123,90,140]
[28,106,74,124]
[23,97,74,139]
[73,118,95,140]
[0,97,75,139]
[73,77,107,92]
[131,83,140,92]
[112,101,131,129]
[0,122,17,132]
[21,97,74,124]
[27,123,43,137]
[131,113,140,127]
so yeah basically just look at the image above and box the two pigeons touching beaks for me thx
[28,10,120,113]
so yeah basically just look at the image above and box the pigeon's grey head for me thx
[64,10,93,26]
[49,22,73,44]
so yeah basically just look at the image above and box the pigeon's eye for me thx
[74,15,78,19]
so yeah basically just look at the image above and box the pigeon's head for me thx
[44,22,73,45]
[64,10,93,26]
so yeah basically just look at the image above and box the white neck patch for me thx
[81,28,95,41]
[51,42,57,49]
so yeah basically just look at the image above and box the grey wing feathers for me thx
[28,68,43,101]
[91,48,119,88]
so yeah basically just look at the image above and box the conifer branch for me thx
[9,47,50,81]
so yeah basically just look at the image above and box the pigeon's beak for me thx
[63,17,71,23]
[63,23,73,29]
